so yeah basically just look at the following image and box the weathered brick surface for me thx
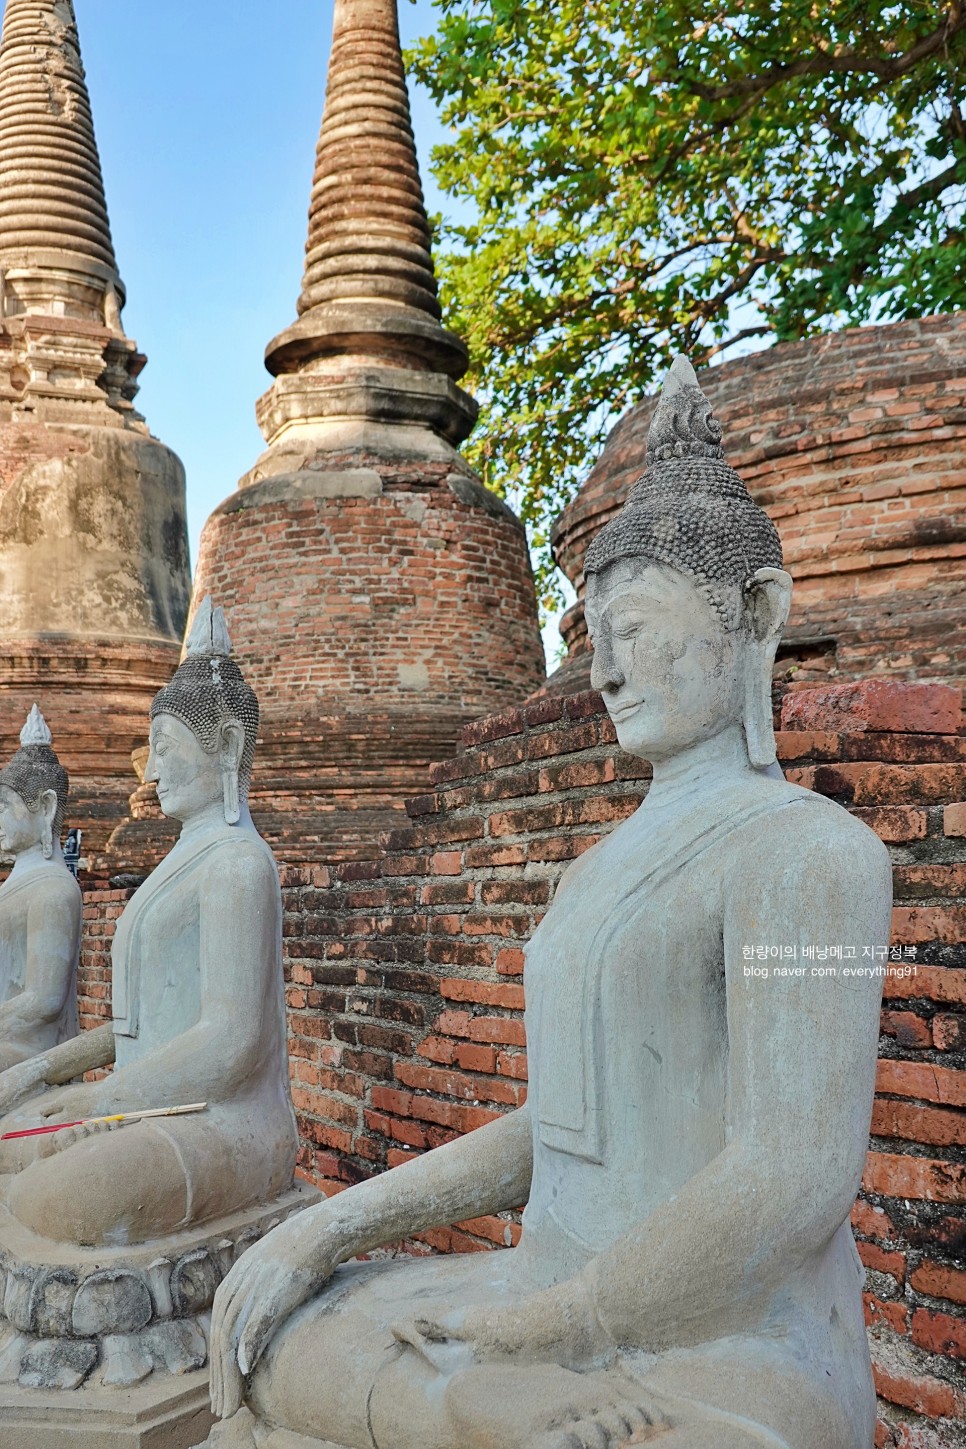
[174,456,545,870]
[76,682,966,1438]
[549,314,966,697]
[782,681,963,737]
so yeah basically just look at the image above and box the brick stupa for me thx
[122,0,544,870]
[0,0,191,863]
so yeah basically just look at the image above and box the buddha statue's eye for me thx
[612,615,649,641]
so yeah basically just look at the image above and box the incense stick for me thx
[0,1102,208,1141]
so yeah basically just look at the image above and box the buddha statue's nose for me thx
[590,632,625,694]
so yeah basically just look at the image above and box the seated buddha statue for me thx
[0,600,299,1248]
[203,359,892,1449]
[0,707,81,1074]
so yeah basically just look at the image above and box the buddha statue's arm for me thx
[210,1102,534,1418]
[0,883,81,1035]
[406,807,893,1369]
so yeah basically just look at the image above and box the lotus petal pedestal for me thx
[0,1181,320,1448]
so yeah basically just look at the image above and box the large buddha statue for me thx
[0,707,81,1072]
[0,602,311,1418]
[203,358,892,1449]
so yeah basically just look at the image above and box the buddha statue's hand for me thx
[391,1274,611,1375]
[210,1205,344,1420]
[36,1084,96,1122]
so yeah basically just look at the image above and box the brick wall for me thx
[77,683,966,1444]
[550,313,966,697]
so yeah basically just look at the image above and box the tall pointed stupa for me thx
[0,0,191,863]
[173,0,544,868]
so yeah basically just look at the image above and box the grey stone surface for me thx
[30,1270,77,1338]
[0,603,307,1406]
[144,1259,174,1321]
[19,1339,97,1391]
[4,1263,37,1331]
[0,1328,29,1384]
[171,1251,219,1317]
[72,1272,153,1338]
[142,1320,207,1377]
[100,1334,152,1389]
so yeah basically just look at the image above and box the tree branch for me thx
[679,3,965,100]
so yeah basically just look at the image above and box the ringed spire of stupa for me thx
[299,0,439,323]
[0,0,124,313]
[258,0,477,461]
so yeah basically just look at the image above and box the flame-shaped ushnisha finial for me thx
[645,354,724,465]
[184,596,232,660]
[19,704,52,748]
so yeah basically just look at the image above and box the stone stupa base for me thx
[0,1180,321,1448]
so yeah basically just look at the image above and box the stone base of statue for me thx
[0,1180,321,1448]
[0,1368,213,1448]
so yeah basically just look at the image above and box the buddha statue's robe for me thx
[0,823,298,1247]
[0,862,80,1073]
[238,768,885,1449]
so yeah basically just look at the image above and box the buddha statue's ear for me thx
[741,568,793,769]
[37,788,58,859]
[219,721,245,826]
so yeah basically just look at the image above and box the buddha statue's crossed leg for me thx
[5,1119,190,1243]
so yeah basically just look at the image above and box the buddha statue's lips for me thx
[609,699,643,720]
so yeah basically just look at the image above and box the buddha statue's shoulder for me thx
[732,771,891,883]
[1,864,81,911]
[190,825,280,893]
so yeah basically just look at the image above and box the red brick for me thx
[431,851,463,876]
[440,979,525,1010]
[496,1051,529,1080]
[875,1060,966,1108]
[911,1306,966,1359]
[863,1152,966,1203]
[873,1361,966,1418]
[944,802,966,838]
[852,1199,899,1240]
[864,1294,909,1334]
[857,1240,907,1283]
[884,966,966,1007]
[495,947,526,976]
[781,681,962,735]
[854,807,929,843]
[880,1011,932,1049]
[872,1099,966,1148]
[910,1259,966,1306]
[932,1013,966,1051]
[892,906,966,944]
[453,1043,498,1073]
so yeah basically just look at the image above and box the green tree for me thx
[409,0,966,613]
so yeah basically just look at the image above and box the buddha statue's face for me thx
[0,784,43,857]
[145,713,223,823]
[586,558,746,762]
